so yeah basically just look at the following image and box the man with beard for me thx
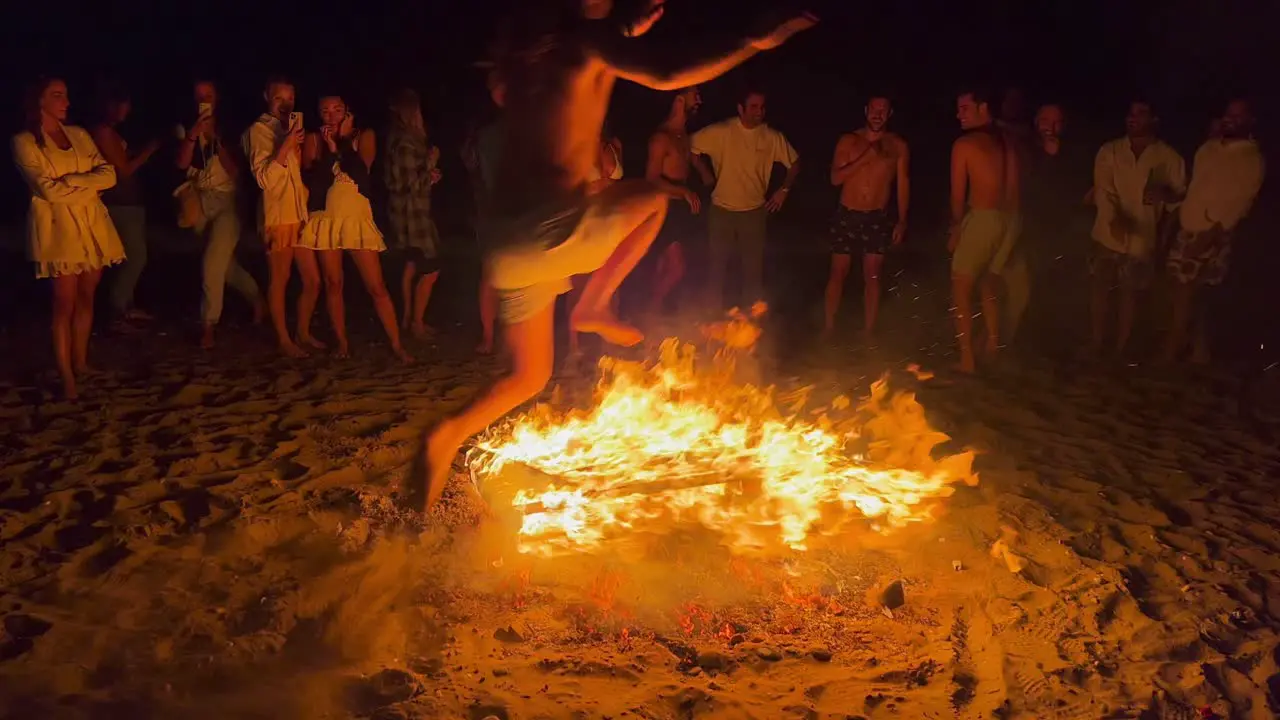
[1162,98,1265,363]
[644,85,703,316]
[414,0,817,512]
[1089,99,1185,358]
[1012,103,1092,351]
[822,95,909,339]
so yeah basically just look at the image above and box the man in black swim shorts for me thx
[823,95,910,338]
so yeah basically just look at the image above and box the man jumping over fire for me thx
[412,0,817,512]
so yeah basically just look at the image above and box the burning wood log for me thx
[513,469,761,516]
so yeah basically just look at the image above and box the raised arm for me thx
[92,125,155,179]
[11,134,98,203]
[596,13,816,92]
[61,129,117,191]
[830,134,874,186]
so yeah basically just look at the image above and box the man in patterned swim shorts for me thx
[1161,98,1265,363]
[822,95,909,338]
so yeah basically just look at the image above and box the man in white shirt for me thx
[1162,98,1266,363]
[1088,99,1185,357]
[176,79,264,350]
[691,88,800,310]
[243,75,323,358]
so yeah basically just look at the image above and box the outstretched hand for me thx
[624,0,665,38]
[752,12,818,51]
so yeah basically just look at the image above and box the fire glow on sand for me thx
[469,306,978,558]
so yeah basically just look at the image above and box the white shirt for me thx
[12,125,122,264]
[243,114,308,227]
[1091,137,1186,258]
[692,118,798,212]
[1179,138,1265,233]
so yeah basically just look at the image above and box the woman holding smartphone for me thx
[301,94,409,361]
[12,77,123,399]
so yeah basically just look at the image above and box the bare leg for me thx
[267,249,306,357]
[478,275,498,354]
[1115,277,1138,357]
[351,250,411,363]
[571,193,667,347]
[822,253,852,338]
[567,274,588,357]
[293,248,325,351]
[1161,279,1195,362]
[649,241,686,316]
[1088,276,1110,356]
[418,302,555,511]
[318,250,349,358]
[412,271,439,338]
[951,273,977,374]
[72,269,102,374]
[400,259,415,330]
[863,252,885,337]
[51,275,78,399]
[979,273,1001,358]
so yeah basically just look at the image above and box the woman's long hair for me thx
[388,88,425,138]
[22,76,60,148]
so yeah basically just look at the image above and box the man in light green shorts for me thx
[948,88,1021,374]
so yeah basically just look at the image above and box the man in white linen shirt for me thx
[243,75,323,358]
[1161,97,1266,363]
[1088,99,1185,357]
[691,88,799,310]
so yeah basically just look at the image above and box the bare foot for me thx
[299,334,327,350]
[476,337,494,355]
[61,375,78,401]
[251,298,267,325]
[200,324,215,350]
[74,363,97,377]
[124,308,155,322]
[571,312,644,347]
[393,346,414,364]
[279,342,309,359]
[411,321,433,340]
[334,342,351,360]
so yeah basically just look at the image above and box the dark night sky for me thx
[1,0,1276,229]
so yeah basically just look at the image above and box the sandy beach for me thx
[2,264,1280,720]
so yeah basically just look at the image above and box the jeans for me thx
[107,205,147,314]
[199,191,260,324]
[707,205,767,310]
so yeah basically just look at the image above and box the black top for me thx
[305,133,372,212]
[1024,144,1091,240]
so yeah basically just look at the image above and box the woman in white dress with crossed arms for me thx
[300,94,409,362]
[12,77,123,400]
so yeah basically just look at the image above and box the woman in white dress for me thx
[301,95,409,362]
[12,77,123,399]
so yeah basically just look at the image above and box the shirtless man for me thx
[413,0,817,511]
[949,88,1020,373]
[645,86,703,315]
[823,95,909,338]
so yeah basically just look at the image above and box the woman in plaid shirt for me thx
[384,88,443,338]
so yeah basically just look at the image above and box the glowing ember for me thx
[471,308,976,557]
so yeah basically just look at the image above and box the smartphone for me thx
[197,102,212,118]
[289,112,302,131]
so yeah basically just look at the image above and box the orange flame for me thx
[471,311,976,558]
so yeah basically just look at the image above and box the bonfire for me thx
[469,305,977,558]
